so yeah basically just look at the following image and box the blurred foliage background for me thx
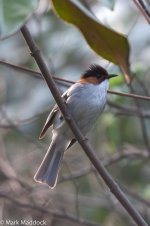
[0,0,150,226]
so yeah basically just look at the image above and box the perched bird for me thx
[34,64,118,188]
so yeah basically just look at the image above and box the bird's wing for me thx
[66,138,77,150]
[39,105,58,139]
[39,91,68,139]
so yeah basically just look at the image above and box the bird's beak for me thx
[107,74,118,79]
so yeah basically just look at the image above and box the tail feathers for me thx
[34,139,66,188]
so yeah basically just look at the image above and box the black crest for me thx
[82,64,108,79]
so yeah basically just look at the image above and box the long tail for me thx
[34,135,68,188]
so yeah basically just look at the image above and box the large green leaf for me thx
[0,0,38,39]
[52,0,130,83]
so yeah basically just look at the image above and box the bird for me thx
[34,64,118,188]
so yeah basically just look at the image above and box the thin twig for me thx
[120,184,150,208]
[114,110,150,118]
[20,25,148,226]
[0,60,42,79]
[128,83,150,153]
[107,90,150,101]
[0,109,49,128]
[133,0,150,24]
[108,101,150,118]
[1,102,150,129]
[120,64,150,153]
[1,60,150,101]
[60,149,148,183]
[0,192,100,226]
[138,0,150,16]
[64,161,81,218]
[134,75,150,96]
[0,106,46,150]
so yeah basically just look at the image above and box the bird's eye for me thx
[98,75,106,82]
[60,115,63,121]
[98,74,103,78]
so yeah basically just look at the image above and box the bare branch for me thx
[1,60,150,101]
[128,84,150,153]
[107,90,150,101]
[20,25,148,226]
[120,184,150,208]
[108,101,150,118]
[0,110,49,128]
[114,110,150,118]
[133,0,150,24]
[0,192,101,226]
[60,149,148,183]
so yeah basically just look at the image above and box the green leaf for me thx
[52,0,130,83]
[0,0,39,39]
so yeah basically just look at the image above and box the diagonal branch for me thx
[20,25,148,226]
[133,0,150,24]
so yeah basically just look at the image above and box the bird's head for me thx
[78,64,118,84]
